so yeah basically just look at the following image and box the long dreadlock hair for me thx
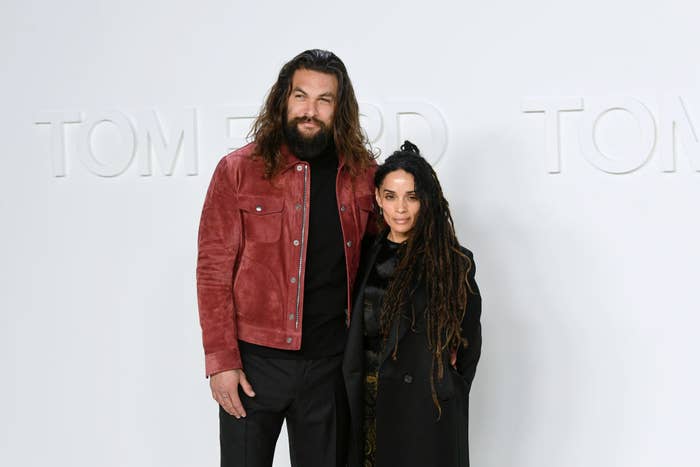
[376,141,474,417]
[249,49,374,178]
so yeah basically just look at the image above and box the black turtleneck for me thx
[239,145,348,359]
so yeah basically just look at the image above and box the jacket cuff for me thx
[205,349,243,378]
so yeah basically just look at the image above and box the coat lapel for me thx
[379,277,427,365]
[344,235,384,378]
[379,310,410,365]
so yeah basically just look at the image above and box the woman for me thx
[343,141,482,467]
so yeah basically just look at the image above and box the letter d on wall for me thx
[383,102,448,164]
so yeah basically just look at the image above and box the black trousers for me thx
[219,353,348,467]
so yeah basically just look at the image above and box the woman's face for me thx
[375,169,420,243]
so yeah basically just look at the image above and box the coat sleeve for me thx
[456,249,482,392]
[196,157,243,377]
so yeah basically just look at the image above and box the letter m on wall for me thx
[661,96,700,172]
[136,108,198,176]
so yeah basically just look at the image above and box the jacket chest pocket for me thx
[355,194,375,236]
[238,195,285,243]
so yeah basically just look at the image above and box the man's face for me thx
[284,69,338,159]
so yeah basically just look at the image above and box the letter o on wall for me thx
[78,110,136,177]
[359,102,383,146]
[580,97,656,174]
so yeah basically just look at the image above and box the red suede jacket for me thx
[197,143,376,376]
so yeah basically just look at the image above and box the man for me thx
[196,49,376,467]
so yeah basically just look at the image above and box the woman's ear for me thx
[375,188,381,207]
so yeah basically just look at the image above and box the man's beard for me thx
[284,117,333,160]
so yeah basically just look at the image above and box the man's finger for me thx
[239,373,256,397]
[229,391,247,418]
[218,392,239,418]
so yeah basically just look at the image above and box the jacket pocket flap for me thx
[237,195,285,214]
[357,194,375,212]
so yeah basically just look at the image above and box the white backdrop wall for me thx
[2,1,699,466]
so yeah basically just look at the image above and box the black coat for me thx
[342,237,482,467]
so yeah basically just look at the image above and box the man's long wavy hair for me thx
[376,141,475,417]
[249,49,373,178]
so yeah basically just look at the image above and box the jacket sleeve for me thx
[456,249,482,392]
[196,157,243,377]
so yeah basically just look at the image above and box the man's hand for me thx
[210,369,256,418]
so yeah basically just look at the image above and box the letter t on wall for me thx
[34,111,82,177]
[521,97,583,173]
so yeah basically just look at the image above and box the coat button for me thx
[340,205,346,212]
[296,165,303,171]
[403,374,413,384]
[255,205,262,212]
[295,203,302,210]
[290,277,297,284]
[288,313,295,320]
[286,337,293,344]
[293,239,300,246]
[346,241,352,247]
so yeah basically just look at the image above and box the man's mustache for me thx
[289,116,327,128]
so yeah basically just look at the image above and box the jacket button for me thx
[290,277,297,284]
[296,165,303,171]
[403,374,413,384]
[295,203,302,210]
[288,313,295,320]
[255,205,262,212]
[346,241,352,247]
[340,205,346,212]
[293,239,300,246]
[286,337,293,344]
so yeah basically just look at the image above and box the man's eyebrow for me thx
[292,87,308,95]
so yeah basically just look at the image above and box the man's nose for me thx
[302,101,318,118]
